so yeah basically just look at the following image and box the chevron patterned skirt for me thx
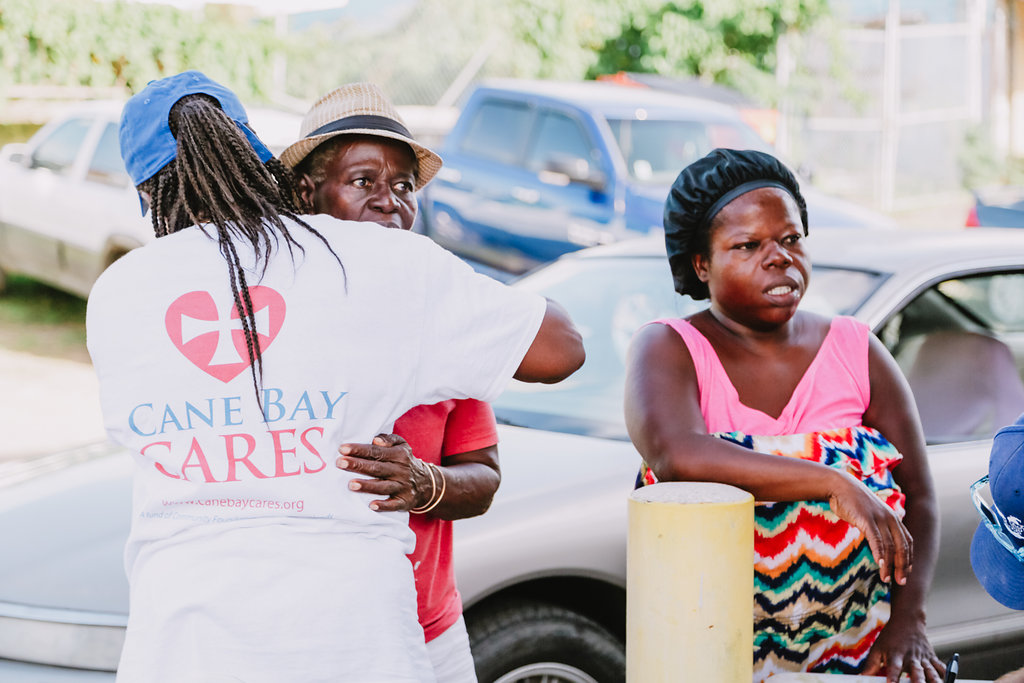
[637,426,906,681]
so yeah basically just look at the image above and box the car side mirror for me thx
[2,143,28,166]
[542,156,607,192]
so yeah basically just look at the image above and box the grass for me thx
[0,275,89,363]
[0,123,42,149]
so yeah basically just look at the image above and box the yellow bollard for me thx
[627,482,755,683]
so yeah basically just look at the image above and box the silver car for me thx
[2,227,1024,681]
[0,102,302,298]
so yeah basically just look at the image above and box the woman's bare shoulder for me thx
[795,310,845,344]
[629,319,696,364]
[798,309,837,331]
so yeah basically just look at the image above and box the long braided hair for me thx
[139,94,344,413]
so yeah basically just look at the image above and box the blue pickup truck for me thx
[418,79,891,276]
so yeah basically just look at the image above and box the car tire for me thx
[467,598,625,683]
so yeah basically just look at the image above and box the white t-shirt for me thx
[86,214,546,682]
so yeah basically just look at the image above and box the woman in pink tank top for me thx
[624,149,944,682]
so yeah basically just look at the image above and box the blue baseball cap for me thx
[970,412,1024,610]
[118,70,273,211]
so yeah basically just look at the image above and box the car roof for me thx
[475,78,745,122]
[806,227,1024,273]
[566,227,1024,275]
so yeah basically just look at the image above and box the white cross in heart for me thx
[180,301,271,366]
[165,287,286,383]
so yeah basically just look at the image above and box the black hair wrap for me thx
[663,148,808,300]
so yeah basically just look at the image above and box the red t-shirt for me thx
[394,399,498,642]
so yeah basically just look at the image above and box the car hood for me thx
[0,443,131,671]
[0,443,131,616]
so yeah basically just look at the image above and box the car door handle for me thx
[511,187,540,204]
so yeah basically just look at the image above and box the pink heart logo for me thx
[165,287,286,383]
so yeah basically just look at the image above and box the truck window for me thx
[459,100,533,166]
[30,117,93,174]
[525,110,596,172]
[607,118,768,185]
[86,122,131,188]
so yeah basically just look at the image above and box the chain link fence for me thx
[778,0,992,214]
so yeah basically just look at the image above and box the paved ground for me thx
[0,346,106,463]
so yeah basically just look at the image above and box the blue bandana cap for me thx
[970,412,1024,609]
[118,70,273,212]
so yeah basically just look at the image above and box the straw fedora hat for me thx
[281,82,442,188]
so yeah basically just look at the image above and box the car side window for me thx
[458,100,533,166]
[524,110,596,173]
[30,117,93,174]
[87,122,131,188]
[880,271,1024,443]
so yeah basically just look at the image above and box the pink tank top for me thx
[653,315,871,435]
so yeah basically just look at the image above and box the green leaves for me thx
[586,0,830,105]
[0,0,831,108]
[0,0,279,100]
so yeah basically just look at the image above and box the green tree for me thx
[587,0,830,105]
[0,0,284,99]
[0,0,834,111]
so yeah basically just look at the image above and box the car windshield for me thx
[493,254,884,439]
[606,117,772,185]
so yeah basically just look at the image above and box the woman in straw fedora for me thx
[88,70,584,682]
[281,82,501,683]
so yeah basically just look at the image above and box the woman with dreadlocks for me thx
[86,71,583,683]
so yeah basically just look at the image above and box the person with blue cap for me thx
[970,415,1024,682]
[87,70,584,682]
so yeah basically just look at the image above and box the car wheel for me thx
[468,598,625,683]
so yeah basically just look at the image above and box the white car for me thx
[0,101,301,298]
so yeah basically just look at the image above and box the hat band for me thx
[702,180,794,231]
[307,114,412,141]
[972,476,1024,561]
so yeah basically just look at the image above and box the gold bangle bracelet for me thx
[411,463,446,515]
[433,464,446,504]
[410,461,438,514]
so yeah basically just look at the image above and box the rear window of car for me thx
[493,256,883,438]
[494,255,696,438]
